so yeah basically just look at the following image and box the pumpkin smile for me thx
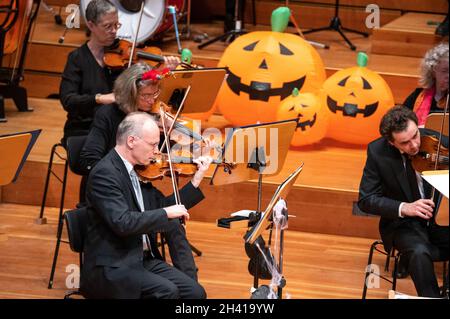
[226,69,306,102]
[297,113,317,131]
[326,96,378,117]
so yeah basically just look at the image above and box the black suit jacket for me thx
[81,149,204,299]
[358,129,448,252]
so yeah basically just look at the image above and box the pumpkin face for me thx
[276,90,328,146]
[322,55,394,144]
[216,31,326,126]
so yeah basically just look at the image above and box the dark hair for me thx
[85,0,116,24]
[379,105,418,141]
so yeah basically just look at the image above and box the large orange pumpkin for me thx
[215,7,326,126]
[322,52,394,144]
[276,89,328,146]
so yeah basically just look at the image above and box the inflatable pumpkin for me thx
[322,52,394,144]
[215,7,326,126]
[276,89,328,146]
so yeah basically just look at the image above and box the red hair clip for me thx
[141,68,171,81]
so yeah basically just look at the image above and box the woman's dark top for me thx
[59,43,118,144]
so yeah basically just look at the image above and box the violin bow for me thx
[429,93,448,201]
[160,85,192,154]
[127,1,146,68]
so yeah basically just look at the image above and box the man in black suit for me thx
[358,105,449,298]
[81,112,211,299]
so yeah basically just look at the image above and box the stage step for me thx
[372,13,446,58]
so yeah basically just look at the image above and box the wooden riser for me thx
[1,159,380,239]
[372,13,446,58]
[19,67,419,105]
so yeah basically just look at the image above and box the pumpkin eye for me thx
[244,41,259,51]
[289,105,295,112]
[301,104,309,108]
[338,76,350,87]
[362,77,372,89]
[279,43,294,56]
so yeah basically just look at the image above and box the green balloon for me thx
[357,52,368,67]
[271,7,290,32]
[181,48,192,64]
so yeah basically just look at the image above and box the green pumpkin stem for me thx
[357,52,368,67]
[292,88,299,97]
[271,7,290,32]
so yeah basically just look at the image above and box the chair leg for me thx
[392,254,399,291]
[362,241,378,299]
[47,160,68,289]
[37,143,60,223]
[48,213,64,288]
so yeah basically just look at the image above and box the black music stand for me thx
[198,0,246,49]
[211,119,298,293]
[0,130,41,241]
[245,164,303,298]
[302,0,368,51]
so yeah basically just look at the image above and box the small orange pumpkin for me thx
[276,89,328,146]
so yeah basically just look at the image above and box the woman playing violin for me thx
[59,0,179,146]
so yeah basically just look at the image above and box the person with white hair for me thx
[81,112,212,299]
[404,42,449,126]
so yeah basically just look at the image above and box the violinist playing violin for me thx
[358,106,449,298]
[79,62,211,281]
[81,112,211,299]
[59,0,179,146]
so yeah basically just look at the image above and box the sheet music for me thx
[422,171,449,198]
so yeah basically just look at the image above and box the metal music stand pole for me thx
[302,0,368,51]
[198,0,246,49]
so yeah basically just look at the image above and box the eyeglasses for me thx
[98,22,122,32]
[133,136,159,149]
[139,89,161,101]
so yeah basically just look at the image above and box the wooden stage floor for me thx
[0,203,421,299]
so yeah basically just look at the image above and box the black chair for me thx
[362,240,400,299]
[48,135,88,288]
[63,207,88,299]
[362,240,449,299]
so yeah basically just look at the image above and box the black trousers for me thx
[162,219,198,281]
[140,256,206,299]
[392,220,449,297]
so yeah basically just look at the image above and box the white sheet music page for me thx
[422,170,449,199]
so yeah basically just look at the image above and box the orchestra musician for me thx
[81,112,211,299]
[358,106,449,297]
[59,0,179,146]
[59,0,179,204]
[78,62,205,281]
[403,43,449,127]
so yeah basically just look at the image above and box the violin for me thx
[135,153,198,183]
[412,135,449,173]
[104,39,165,70]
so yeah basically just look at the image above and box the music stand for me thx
[245,164,303,298]
[160,67,227,114]
[0,130,41,241]
[211,119,297,294]
[302,0,368,51]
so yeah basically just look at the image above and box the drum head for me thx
[80,0,166,43]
